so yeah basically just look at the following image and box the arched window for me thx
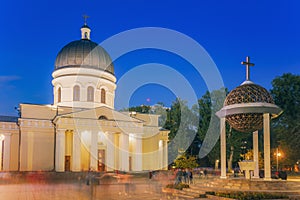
[101,88,106,104]
[73,85,80,101]
[99,115,108,120]
[57,87,61,103]
[87,86,94,102]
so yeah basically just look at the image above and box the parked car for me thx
[259,170,287,180]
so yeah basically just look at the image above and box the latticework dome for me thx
[224,83,274,106]
[224,82,274,133]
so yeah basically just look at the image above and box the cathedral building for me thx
[0,23,169,172]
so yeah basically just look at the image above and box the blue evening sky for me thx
[0,0,299,116]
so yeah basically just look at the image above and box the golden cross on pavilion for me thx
[241,56,255,81]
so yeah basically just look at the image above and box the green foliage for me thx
[195,90,222,166]
[128,105,151,113]
[210,191,288,199]
[195,88,250,169]
[151,104,168,127]
[243,149,264,169]
[270,73,300,166]
[165,98,198,161]
[174,154,199,169]
[165,183,189,190]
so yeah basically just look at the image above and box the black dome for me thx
[55,39,114,74]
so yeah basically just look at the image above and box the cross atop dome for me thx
[83,14,89,26]
[241,56,255,81]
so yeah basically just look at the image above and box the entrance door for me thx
[65,156,71,171]
[0,140,4,170]
[129,156,132,171]
[98,150,106,172]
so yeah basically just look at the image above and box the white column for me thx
[134,136,142,171]
[3,134,11,171]
[106,132,115,171]
[163,140,168,170]
[220,117,227,179]
[263,113,271,180]
[90,131,98,171]
[72,131,81,172]
[253,130,259,178]
[158,140,163,170]
[27,132,33,171]
[55,129,65,172]
[119,133,129,171]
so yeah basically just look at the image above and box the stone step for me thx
[189,184,211,190]
[183,188,206,195]
[194,180,300,191]
[171,192,200,199]
[191,185,300,195]
[206,194,236,200]
[162,187,202,199]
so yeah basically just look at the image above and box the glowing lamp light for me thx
[277,152,282,157]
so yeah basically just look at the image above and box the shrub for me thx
[211,191,288,200]
[165,183,189,190]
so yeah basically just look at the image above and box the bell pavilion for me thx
[216,56,282,180]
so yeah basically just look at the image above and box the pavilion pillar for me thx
[72,131,81,172]
[263,113,271,180]
[119,133,129,171]
[220,117,227,179]
[90,131,98,171]
[253,130,260,178]
[55,129,65,172]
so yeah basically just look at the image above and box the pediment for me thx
[57,106,142,123]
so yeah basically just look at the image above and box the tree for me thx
[195,89,252,171]
[243,149,264,169]
[128,105,151,113]
[150,103,168,127]
[174,154,199,169]
[270,73,300,166]
[165,98,198,163]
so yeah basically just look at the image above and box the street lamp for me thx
[215,159,220,170]
[276,148,282,172]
